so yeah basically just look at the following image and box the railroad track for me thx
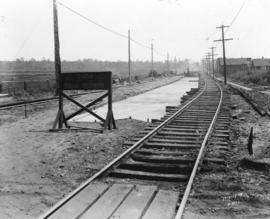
[0,91,101,110]
[40,73,226,219]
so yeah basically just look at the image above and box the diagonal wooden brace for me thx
[61,92,105,123]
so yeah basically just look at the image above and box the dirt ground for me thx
[184,87,270,219]
[0,75,182,219]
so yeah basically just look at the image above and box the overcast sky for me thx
[0,0,270,61]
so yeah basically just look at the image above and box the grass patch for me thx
[229,70,270,85]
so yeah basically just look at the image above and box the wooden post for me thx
[24,103,27,118]
[53,0,64,129]
[46,79,50,91]
[23,81,27,91]
[221,26,227,85]
[210,47,216,78]
[214,25,233,85]
[53,0,61,95]
[247,127,253,155]
[104,72,116,130]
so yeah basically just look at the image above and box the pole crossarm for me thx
[214,38,233,42]
[214,24,233,85]
[216,25,230,29]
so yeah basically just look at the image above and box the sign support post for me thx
[51,72,116,131]
[53,0,68,129]
[51,0,116,131]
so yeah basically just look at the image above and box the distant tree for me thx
[16,57,24,62]
[42,57,51,62]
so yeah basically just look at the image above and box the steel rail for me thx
[39,78,206,219]
[174,79,223,219]
[0,91,102,110]
[0,82,129,111]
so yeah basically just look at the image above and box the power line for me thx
[206,0,247,42]
[57,1,127,39]
[57,0,167,58]
[130,38,151,50]
[226,0,247,33]
[205,30,219,42]
[14,17,44,58]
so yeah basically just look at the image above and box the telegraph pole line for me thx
[202,58,207,74]
[151,41,154,78]
[205,57,209,74]
[205,53,211,75]
[204,56,208,74]
[128,29,131,84]
[209,46,217,78]
[214,25,233,85]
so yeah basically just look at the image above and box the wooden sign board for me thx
[62,71,112,90]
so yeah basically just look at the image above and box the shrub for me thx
[229,69,270,85]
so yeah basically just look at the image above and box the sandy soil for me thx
[0,75,182,219]
[184,87,270,219]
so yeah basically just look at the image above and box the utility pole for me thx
[214,25,233,85]
[151,41,154,78]
[167,53,170,72]
[53,0,61,95]
[204,56,208,74]
[128,29,131,84]
[53,0,64,129]
[202,59,206,74]
[204,56,208,73]
[209,46,217,78]
[208,53,211,75]
[204,58,208,74]
[205,53,211,75]
[174,56,177,74]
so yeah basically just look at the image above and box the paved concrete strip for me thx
[73,77,198,122]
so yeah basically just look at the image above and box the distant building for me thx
[251,58,270,71]
[216,58,251,74]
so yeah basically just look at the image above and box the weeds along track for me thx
[40,74,226,219]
